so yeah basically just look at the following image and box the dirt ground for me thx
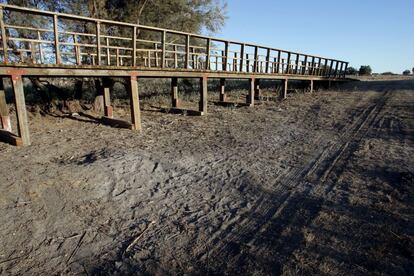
[0,79,413,275]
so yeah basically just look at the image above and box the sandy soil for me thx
[0,80,413,275]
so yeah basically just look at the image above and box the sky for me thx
[216,0,414,73]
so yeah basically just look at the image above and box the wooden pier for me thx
[0,4,349,146]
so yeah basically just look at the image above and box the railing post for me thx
[206,38,211,70]
[106,37,110,65]
[276,51,281,73]
[253,46,258,73]
[96,21,101,66]
[295,54,300,74]
[223,41,229,71]
[344,62,349,78]
[161,30,166,68]
[323,59,328,76]
[0,7,8,63]
[265,48,271,73]
[174,45,178,68]
[310,56,315,75]
[302,55,308,75]
[133,26,137,67]
[53,14,61,64]
[185,35,190,69]
[286,52,291,74]
[334,61,339,78]
[317,58,322,76]
[239,44,245,72]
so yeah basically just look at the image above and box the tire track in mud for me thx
[196,91,393,272]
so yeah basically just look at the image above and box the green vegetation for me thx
[346,66,358,75]
[359,65,372,76]
[402,70,411,76]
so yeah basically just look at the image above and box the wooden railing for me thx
[0,4,348,78]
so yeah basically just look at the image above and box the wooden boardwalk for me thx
[0,4,349,146]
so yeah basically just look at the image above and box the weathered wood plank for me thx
[129,75,141,131]
[11,75,30,145]
[219,78,226,102]
[199,76,208,115]
[247,78,255,106]
[171,77,179,108]
[53,14,61,64]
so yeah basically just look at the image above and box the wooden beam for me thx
[53,14,61,64]
[295,54,300,74]
[199,76,208,115]
[247,78,255,106]
[11,75,30,145]
[171,77,179,108]
[129,75,141,131]
[303,55,308,75]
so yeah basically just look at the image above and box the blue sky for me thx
[216,0,414,73]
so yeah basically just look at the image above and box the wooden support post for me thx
[310,79,314,93]
[339,62,344,78]
[161,31,166,68]
[11,75,30,146]
[239,44,245,72]
[219,78,226,102]
[0,7,8,63]
[102,83,113,118]
[132,26,137,67]
[281,79,288,99]
[185,35,190,69]
[199,76,208,115]
[129,75,141,131]
[171,77,179,108]
[96,22,101,65]
[53,14,61,64]
[0,80,11,132]
[247,78,255,106]
[254,79,261,98]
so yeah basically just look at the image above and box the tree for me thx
[345,66,357,75]
[412,67,414,74]
[402,70,411,76]
[359,65,372,76]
